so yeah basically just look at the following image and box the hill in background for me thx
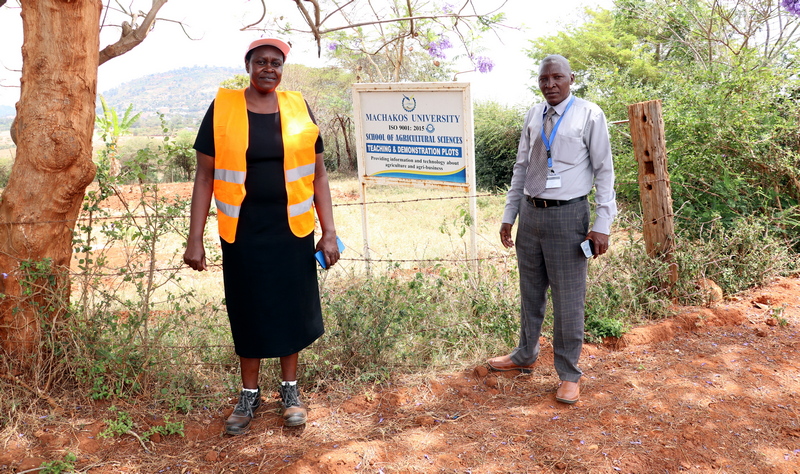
[0,66,241,132]
[99,65,240,130]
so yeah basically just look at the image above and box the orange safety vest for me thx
[213,88,319,243]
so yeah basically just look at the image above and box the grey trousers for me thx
[510,198,589,382]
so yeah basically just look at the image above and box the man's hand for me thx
[586,231,609,258]
[500,223,515,249]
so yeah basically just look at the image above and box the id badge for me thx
[545,171,562,189]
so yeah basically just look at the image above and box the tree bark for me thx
[0,0,101,362]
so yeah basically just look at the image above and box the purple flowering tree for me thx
[245,0,510,83]
[474,56,495,73]
[426,36,453,59]
[783,0,800,15]
[425,34,495,78]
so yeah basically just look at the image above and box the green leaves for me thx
[473,100,524,191]
[526,1,800,246]
[219,74,249,90]
[96,95,141,144]
[39,452,78,474]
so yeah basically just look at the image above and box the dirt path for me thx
[2,276,799,473]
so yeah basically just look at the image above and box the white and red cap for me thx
[245,38,291,61]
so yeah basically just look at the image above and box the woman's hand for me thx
[184,151,214,271]
[312,151,340,269]
[315,232,340,269]
[183,241,207,271]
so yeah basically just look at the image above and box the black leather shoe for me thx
[225,389,261,435]
[279,383,307,427]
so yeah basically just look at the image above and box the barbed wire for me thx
[0,176,778,280]
[0,178,733,227]
[0,191,499,226]
[329,192,495,207]
[0,340,469,369]
[57,253,514,278]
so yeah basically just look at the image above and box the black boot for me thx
[278,383,307,427]
[225,388,261,435]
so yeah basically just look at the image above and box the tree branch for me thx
[406,0,414,37]
[243,0,505,59]
[98,0,169,66]
[292,0,322,55]
[242,0,267,30]
[291,12,486,36]
[0,371,62,414]
[126,429,152,454]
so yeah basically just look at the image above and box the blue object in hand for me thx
[315,236,345,269]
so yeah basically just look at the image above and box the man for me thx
[488,55,616,404]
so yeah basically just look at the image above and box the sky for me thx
[0,0,613,109]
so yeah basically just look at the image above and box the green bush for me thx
[585,221,675,327]
[672,215,799,298]
[67,129,223,403]
[311,263,520,383]
[585,315,627,343]
[473,100,524,191]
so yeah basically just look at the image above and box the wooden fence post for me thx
[627,100,677,285]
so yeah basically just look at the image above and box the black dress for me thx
[194,101,325,359]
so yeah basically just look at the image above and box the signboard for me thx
[352,82,474,191]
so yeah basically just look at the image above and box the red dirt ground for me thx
[2,183,799,473]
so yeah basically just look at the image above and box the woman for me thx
[183,38,339,435]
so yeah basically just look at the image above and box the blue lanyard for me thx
[540,95,575,168]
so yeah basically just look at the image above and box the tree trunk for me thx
[337,115,355,171]
[0,0,101,363]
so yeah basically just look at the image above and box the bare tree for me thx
[616,0,800,70]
